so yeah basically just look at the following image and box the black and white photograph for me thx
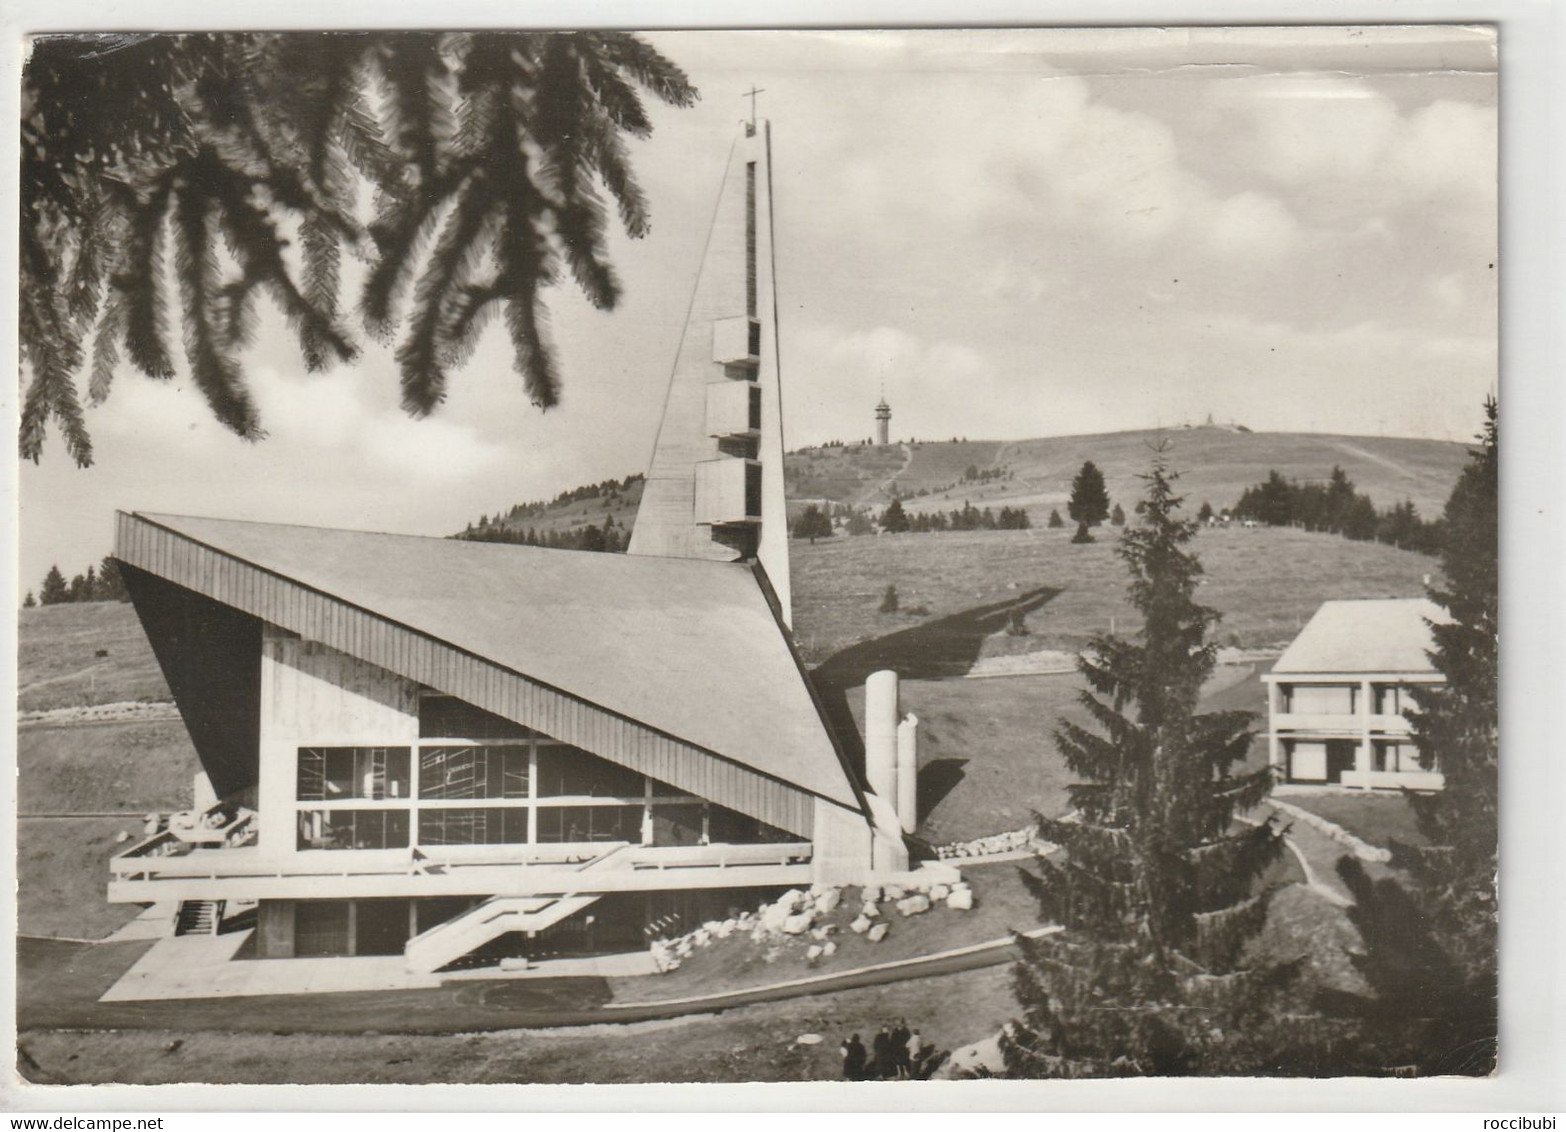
[9,18,1532,1097]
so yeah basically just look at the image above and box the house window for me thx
[418,807,529,846]
[297,808,410,851]
[1373,741,1428,774]
[297,747,410,801]
[1284,684,1356,715]
[419,746,530,800]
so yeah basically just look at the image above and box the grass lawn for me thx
[842,667,1271,846]
[17,601,171,711]
[18,962,1019,1084]
[1284,792,1429,852]
[17,818,147,939]
[792,525,1437,667]
[611,860,1046,1005]
[18,718,198,814]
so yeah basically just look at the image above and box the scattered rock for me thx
[114,830,131,844]
[796,1033,824,1045]
[849,915,872,934]
[867,922,890,943]
[861,901,879,919]
[897,893,931,917]
[806,945,823,962]
[882,883,906,901]
[823,940,838,957]
[930,883,950,902]
[946,888,974,911]
[813,888,842,915]
[860,885,881,904]
[809,924,834,940]
[782,911,815,935]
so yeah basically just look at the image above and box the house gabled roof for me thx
[1269,598,1449,676]
[115,511,865,826]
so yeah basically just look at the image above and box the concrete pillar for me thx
[864,670,899,806]
[192,771,217,812]
[896,713,919,834]
[1357,679,1374,789]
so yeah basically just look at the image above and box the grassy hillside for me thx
[18,719,199,813]
[471,428,1466,543]
[910,427,1467,525]
[790,524,1438,667]
[17,601,171,712]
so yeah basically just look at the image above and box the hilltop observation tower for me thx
[875,395,892,446]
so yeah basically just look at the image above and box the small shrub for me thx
[1071,521,1094,545]
[879,585,900,614]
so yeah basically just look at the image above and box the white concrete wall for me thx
[256,626,418,859]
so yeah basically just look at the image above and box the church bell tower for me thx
[629,116,793,626]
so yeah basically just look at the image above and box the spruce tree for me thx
[39,565,69,605]
[792,504,833,543]
[1197,501,1213,524]
[1068,460,1111,528]
[1110,503,1126,527]
[22,592,37,609]
[1001,461,1292,1077]
[880,499,910,534]
[1047,509,1064,529]
[1357,397,1497,1072]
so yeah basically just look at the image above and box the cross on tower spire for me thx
[742,85,765,134]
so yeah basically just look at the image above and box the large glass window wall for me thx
[291,697,801,853]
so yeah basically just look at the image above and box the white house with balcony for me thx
[1262,598,1448,791]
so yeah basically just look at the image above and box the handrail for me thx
[110,839,812,882]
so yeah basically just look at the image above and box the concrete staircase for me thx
[174,899,225,936]
[403,894,601,974]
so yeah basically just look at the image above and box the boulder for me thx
[867,922,890,942]
[810,924,835,941]
[946,888,974,911]
[860,885,881,905]
[882,884,906,901]
[897,893,931,917]
[823,940,838,957]
[813,888,842,916]
[849,915,872,934]
[780,887,808,912]
[929,883,951,902]
[805,945,824,962]
[860,901,879,919]
[782,911,815,935]
[760,901,792,933]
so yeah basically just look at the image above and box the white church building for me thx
[107,120,924,974]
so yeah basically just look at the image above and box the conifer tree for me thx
[39,565,69,605]
[792,504,833,543]
[1197,501,1213,524]
[880,499,910,534]
[1001,461,1292,1077]
[22,592,37,609]
[1068,460,1110,528]
[1333,398,1498,1074]
[1047,508,1064,529]
[1110,503,1126,527]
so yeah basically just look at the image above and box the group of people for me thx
[839,1019,947,1080]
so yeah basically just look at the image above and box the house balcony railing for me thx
[1270,712,1413,734]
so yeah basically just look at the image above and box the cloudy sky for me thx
[18,25,1497,595]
